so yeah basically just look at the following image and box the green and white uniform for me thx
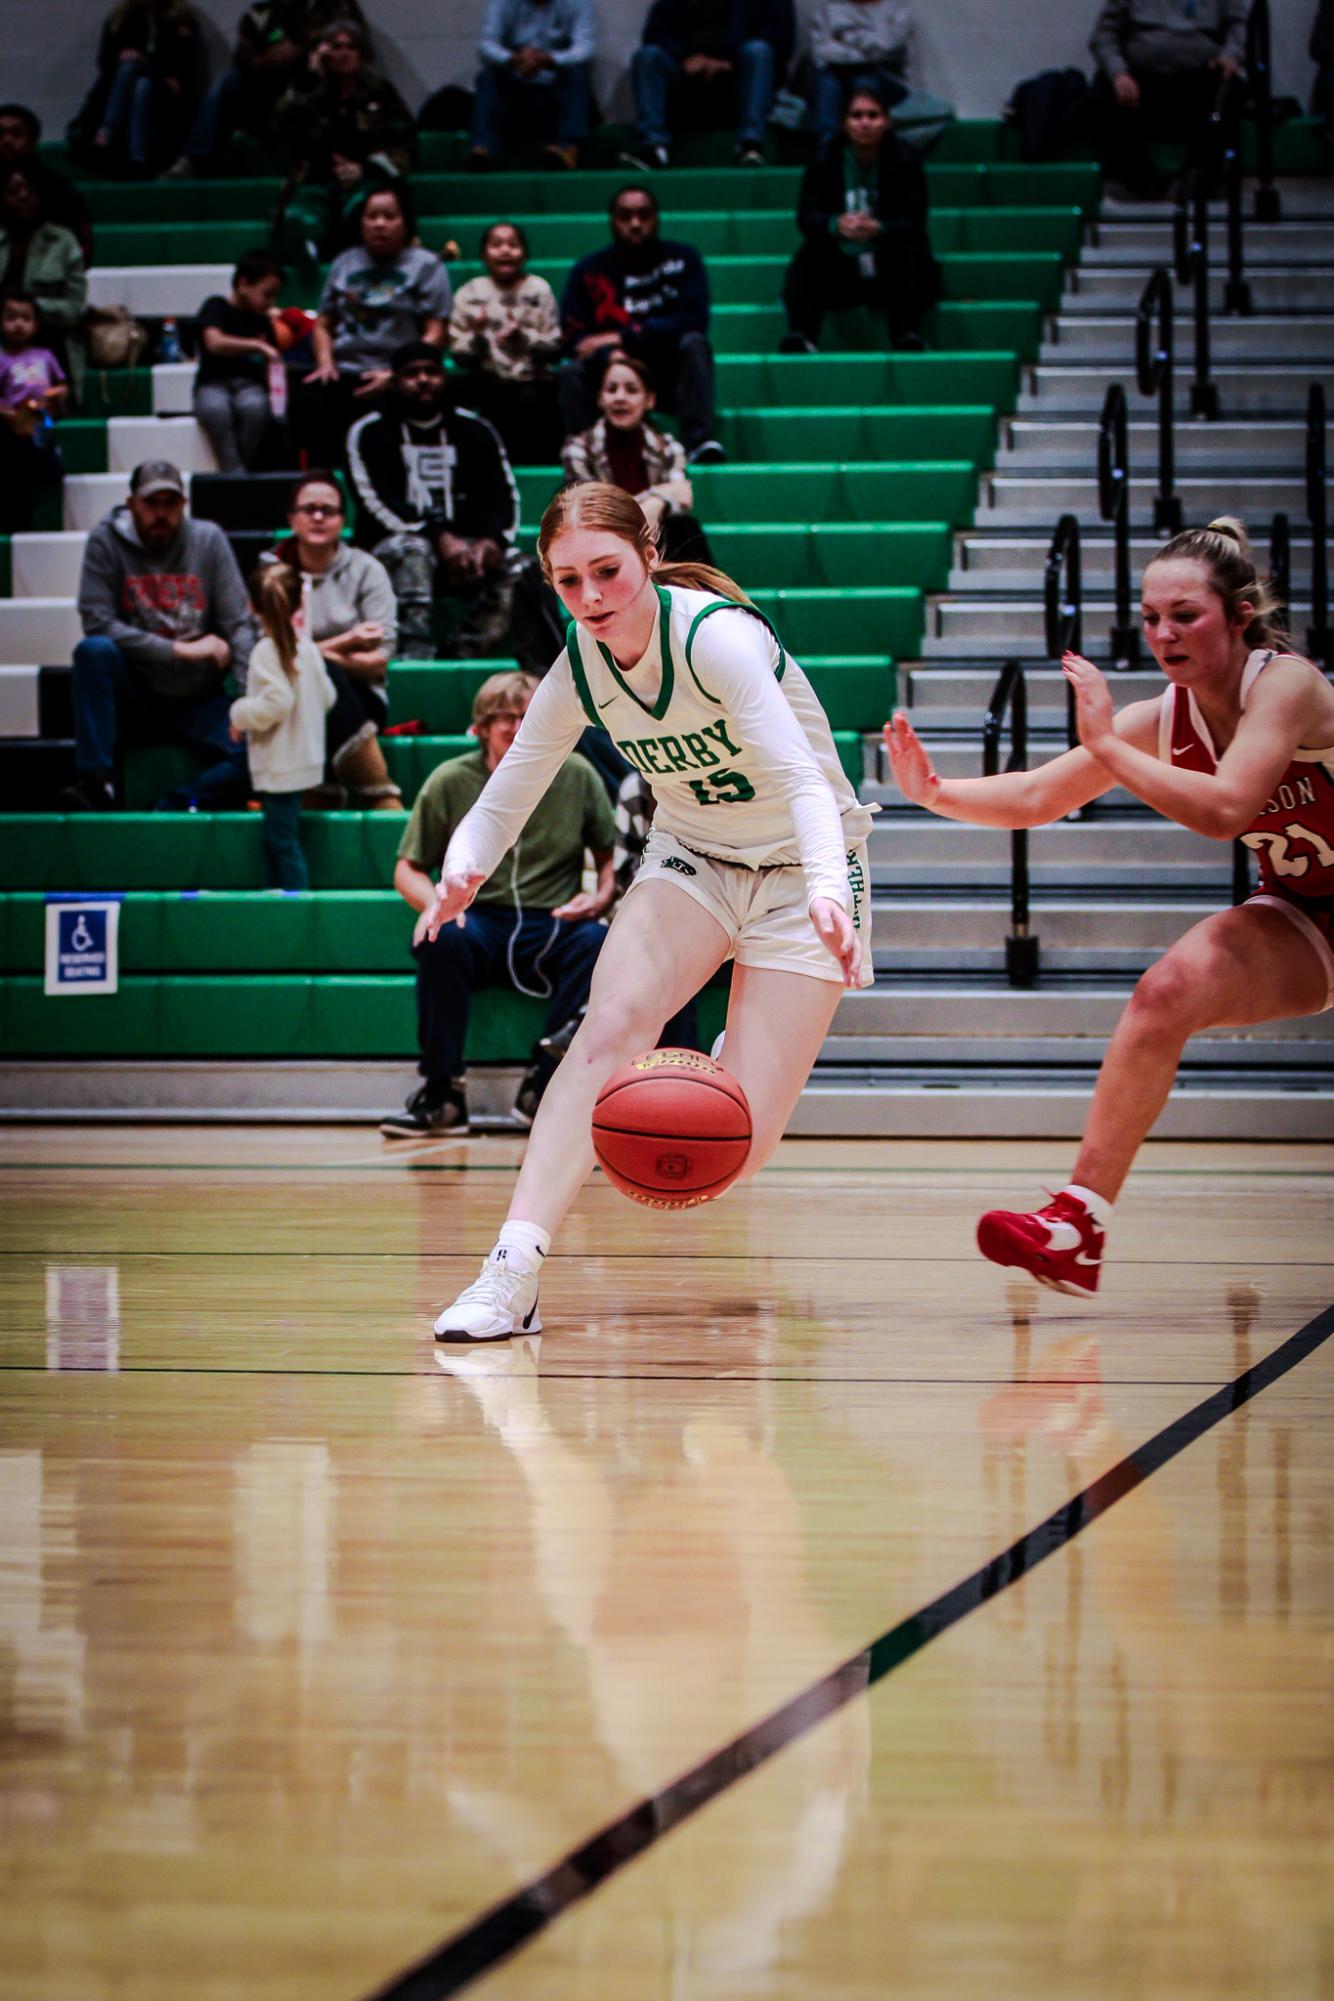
[444,584,876,986]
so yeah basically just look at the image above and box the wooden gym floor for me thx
[1,1126,1331,2001]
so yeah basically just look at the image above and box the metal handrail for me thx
[1172,172,1219,419]
[1246,0,1281,222]
[1097,385,1139,660]
[1308,383,1330,666]
[1135,269,1182,533]
[982,660,1039,987]
[1220,83,1252,313]
[1269,509,1290,627]
[1044,512,1083,763]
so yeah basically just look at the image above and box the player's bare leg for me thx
[979,903,1329,1294]
[719,963,844,1179]
[435,883,729,1341]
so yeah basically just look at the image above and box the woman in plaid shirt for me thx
[560,351,713,565]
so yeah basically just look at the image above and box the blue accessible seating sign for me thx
[44,895,122,996]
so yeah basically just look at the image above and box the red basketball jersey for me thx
[1159,650,1334,900]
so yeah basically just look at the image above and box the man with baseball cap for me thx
[64,460,257,810]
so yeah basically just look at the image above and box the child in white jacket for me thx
[230,564,336,889]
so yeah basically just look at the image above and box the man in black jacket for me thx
[622,0,794,169]
[346,340,524,659]
[780,83,940,353]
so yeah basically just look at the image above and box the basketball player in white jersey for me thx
[428,481,874,1340]
[886,517,1334,1295]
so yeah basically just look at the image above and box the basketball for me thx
[592,1050,752,1209]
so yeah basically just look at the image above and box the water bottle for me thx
[159,317,182,363]
[266,355,288,420]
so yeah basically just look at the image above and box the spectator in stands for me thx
[269,472,404,808]
[347,340,523,662]
[293,184,450,465]
[561,353,714,564]
[381,668,616,1137]
[448,221,563,464]
[471,0,596,172]
[74,0,202,178]
[807,0,914,145]
[65,460,255,813]
[622,0,795,170]
[193,250,287,474]
[229,563,335,888]
[0,105,93,256]
[780,83,939,353]
[272,19,415,277]
[1310,0,1334,140]
[169,0,371,178]
[0,168,89,400]
[1089,0,1247,199]
[0,291,67,534]
[559,185,725,464]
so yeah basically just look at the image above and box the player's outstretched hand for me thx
[883,711,941,809]
[425,869,486,941]
[1061,652,1117,755]
[809,897,860,988]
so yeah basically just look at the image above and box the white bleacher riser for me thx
[64,475,132,531]
[107,416,217,474]
[152,363,196,415]
[0,665,40,735]
[87,266,232,318]
[0,599,82,665]
[12,534,88,599]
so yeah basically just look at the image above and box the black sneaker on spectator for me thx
[380,1082,469,1139]
[778,331,818,354]
[736,143,765,165]
[687,438,726,466]
[619,143,669,172]
[894,331,930,353]
[537,1008,585,1063]
[58,774,117,812]
[512,1052,558,1128]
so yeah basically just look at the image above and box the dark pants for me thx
[71,635,249,807]
[458,372,564,465]
[558,328,717,452]
[259,790,308,888]
[185,64,283,169]
[1093,66,1229,195]
[289,367,388,470]
[783,230,940,345]
[325,662,387,766]
[0,423,61,533]
[472,61,592,154]
[631,38,776,148]
[413,904,606,1090]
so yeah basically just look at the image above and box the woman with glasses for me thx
[267,472,403,807]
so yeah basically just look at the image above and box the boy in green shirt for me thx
[382,668,616,1136]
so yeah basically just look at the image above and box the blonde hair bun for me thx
[1204,515,1251,556]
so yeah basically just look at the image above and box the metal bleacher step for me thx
[866,813,1231,890]
[1064,268,1334,312]
[1085,218,1334,261]
[949,528,1315,589]
[998,417,1330,471]
[903,662,1160,708]
[1018,361,1334,415]
[922,594,1314,651]
[863,894,1231,973]
[978,470,1326,526]
[1043,313,1334,362]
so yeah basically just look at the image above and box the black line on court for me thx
[363,1301,1334,2001]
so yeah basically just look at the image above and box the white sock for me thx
[492,1221,551,1271]
[1063,1184,1113,1233]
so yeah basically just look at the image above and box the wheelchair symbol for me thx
[70,915,94,953]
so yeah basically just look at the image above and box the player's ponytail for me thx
[1152,517,1296,654]
[537,481,754,606]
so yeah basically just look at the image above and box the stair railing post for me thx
[1222,88,1252,313]
[983,660,1039,988]
[1097,385,1140,662]
[1136,269,1182,534]
[1247,0,1281,222]
[1308,383,1330,667]
[1173,171,1219,420]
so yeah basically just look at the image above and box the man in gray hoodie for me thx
[64,461,258,810]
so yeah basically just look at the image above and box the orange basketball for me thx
[592,1050,752,1209]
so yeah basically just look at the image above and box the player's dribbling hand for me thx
[425,870,486,940]
[809,897,860,988]
[883,711,941,808]
[1061,651,1116,754]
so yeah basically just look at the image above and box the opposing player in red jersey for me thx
[885,517,1334,1295]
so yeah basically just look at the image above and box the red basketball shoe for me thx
[976,1190,1105,1296]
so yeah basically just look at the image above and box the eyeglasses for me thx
[294,502,342,518]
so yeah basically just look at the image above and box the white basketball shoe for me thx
[434,1248,543,1342]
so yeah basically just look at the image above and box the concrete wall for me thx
[9,0,1319,145]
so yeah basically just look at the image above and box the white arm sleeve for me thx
[442,657,590,882]
[692,613,853,911]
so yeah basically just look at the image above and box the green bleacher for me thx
[7,121,1099,1068]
